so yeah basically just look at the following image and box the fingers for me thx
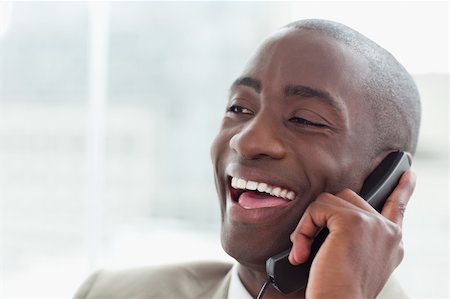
[333,188,374,212]
[381,170,416,227]
[288,200,338,265]
[289,170,416,265]
[288,229,313,265]
[288,203,322,265]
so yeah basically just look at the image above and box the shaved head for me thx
[285,19,421,157]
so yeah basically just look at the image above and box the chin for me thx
[220,221,294,271]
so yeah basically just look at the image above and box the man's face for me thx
[211,28,373,268]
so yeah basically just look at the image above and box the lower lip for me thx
[227,191,293,224]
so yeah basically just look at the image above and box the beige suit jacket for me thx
[73,261,408,299]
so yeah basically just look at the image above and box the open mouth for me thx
[229,176,297,209]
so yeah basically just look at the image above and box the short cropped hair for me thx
[286,19,421,156]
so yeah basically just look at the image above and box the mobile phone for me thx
[266,151,410,294]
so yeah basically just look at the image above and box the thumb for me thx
[381,170,416,227]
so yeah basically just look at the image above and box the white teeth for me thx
[237,178,246,189]
[287,191,295,200]
[230,176,296,201]
[246,181,258,190]
[271,187,281,197]
[257,183,268,192]
[231,177,238,188]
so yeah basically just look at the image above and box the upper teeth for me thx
[231,177,296,201]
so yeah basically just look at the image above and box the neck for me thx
[237,263,306,299]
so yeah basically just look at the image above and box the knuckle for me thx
[346,211,372,228]
[315,192,341,206]
[336,188,355,198]
[385,221,403,243]
[306,200,320,213]
[393,227,403,242]
[316,192,334,202]
[391,222,403,238]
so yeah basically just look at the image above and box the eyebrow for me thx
[230,76,261,93]
[284,84,343,112]
[230,76,344,114]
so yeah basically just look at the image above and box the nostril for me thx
[227,112,287,160]
[229,133,286,161]
[229,133,241,153]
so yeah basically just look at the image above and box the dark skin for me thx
[211,28,416,298]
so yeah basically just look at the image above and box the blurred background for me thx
[0,1,448,298]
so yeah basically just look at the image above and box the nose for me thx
[229,112,286,160]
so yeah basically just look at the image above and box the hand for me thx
[288,170,416,298]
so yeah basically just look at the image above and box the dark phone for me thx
[266,151,410,294]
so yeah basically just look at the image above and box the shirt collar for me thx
[228,263,253,299]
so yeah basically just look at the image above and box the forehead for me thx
[239,28,369,103]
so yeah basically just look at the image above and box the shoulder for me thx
[73,261,233,299]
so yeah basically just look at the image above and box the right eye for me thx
[226,105,253,115]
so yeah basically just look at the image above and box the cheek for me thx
[309,153,341,193]
[309,149,367,194]
[210,134,220,164]
[291,137,354,195]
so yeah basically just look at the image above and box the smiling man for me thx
[74,19,420,299]
[210,18,420,299]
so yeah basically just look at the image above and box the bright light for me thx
[0,2,12,37]
[290,1,449,74]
